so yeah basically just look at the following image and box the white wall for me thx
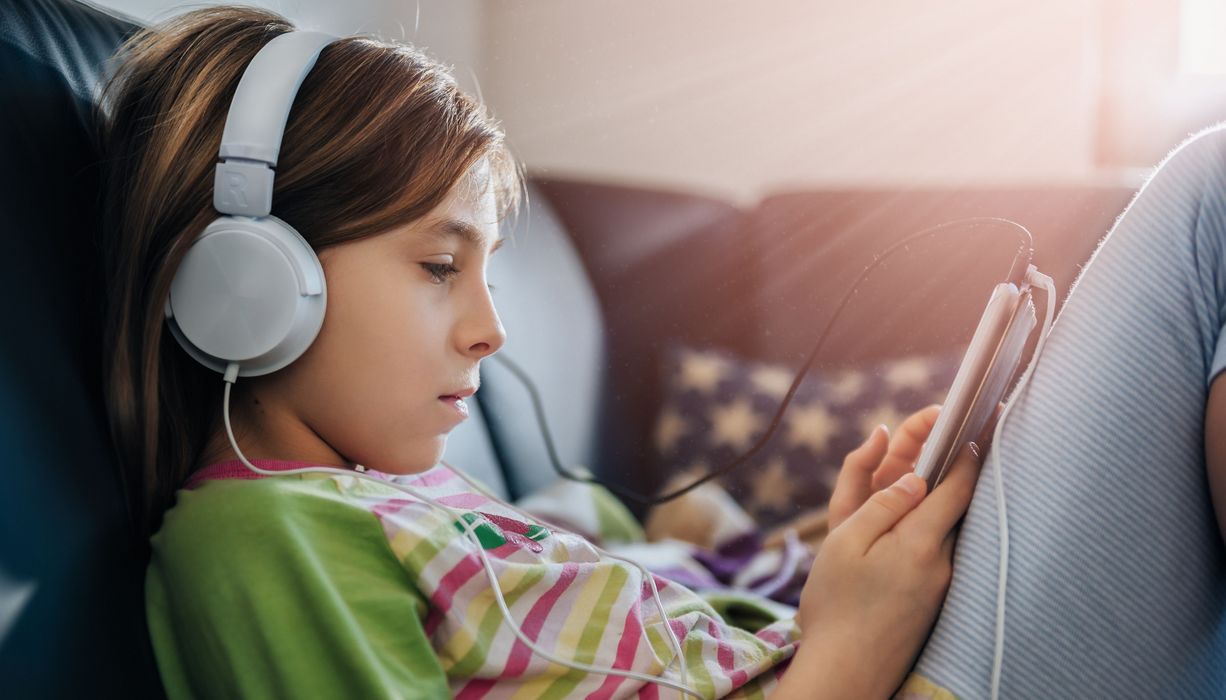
[92,0,1114,204]
[482,0,1111,204]
[89,0,486,101]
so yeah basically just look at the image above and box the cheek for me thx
[309,267,442,406]
[289,279,453,469]
[321,262,432,347]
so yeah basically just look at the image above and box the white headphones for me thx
[164,30,337,377]
[160,30,703,697]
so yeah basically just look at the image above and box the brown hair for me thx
[94,6,525,543]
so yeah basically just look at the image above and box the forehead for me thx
[418,216,505,254]
[416,163,504,252]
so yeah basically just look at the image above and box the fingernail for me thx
[895,473,920,495]
[862,424,884,444]
[969,441,981,462]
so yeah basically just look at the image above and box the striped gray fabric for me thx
[911,122,1226,698]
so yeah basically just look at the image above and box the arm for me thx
[772,405,987,700]
[146,477,449,698]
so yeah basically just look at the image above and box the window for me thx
[1096,0,1226,167]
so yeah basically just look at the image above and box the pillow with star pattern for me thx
[651,342,967,528]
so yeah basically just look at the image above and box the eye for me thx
[421,262,459,284]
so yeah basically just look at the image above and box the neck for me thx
[194,383,354,472]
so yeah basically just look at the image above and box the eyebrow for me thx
[424,218,505,255]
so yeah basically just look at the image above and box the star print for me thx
[858,404,908,438]
[708,397,765,452]
[827,370,866,404]
[678,351,728,394]
[884,358,932,391]
[654,407,689,454]
[750,364,795,399]
[677,459,713,486]
[679,458,711,480]
[785,403,841,454]
[750,457,794,512]
[657,458,712,496]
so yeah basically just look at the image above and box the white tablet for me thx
[913,282,1037,493]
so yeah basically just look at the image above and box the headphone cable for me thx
[493,217,1035,506]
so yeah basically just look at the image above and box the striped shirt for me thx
[146,459,803,698]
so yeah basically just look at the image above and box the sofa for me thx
[0,0,1137,695]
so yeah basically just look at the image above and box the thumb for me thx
[840,472,927,553]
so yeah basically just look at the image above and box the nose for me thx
[463,285,506,359]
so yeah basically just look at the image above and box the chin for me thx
[371,438,447,476]
[419,435,449,471]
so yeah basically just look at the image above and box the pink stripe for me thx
[369,493,475,522]
[423,607,445,638]
[756,628,785,647]
[437,492,491,509]
[500,563,580,678]
[454,678,495,700]
[637,681,660,699]
[371,498,422,519]
[488,541,527,559]
[585,598,645,700]
[371,495,486,522]
[668,619,688,643]
[708,619,748,688]
[641,574,670,602]
[183,458,334,489]
[428,554,485,619]
[406,467,460,487]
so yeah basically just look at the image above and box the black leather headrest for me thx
[0,0,163,695]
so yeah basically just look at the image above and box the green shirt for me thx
[147,474,449,698]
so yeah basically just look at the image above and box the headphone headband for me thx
[214,30,338,217]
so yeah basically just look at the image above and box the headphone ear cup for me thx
[165,215,326,377]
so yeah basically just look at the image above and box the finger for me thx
[900,440,984,541]
[940,529,960,570]
[871,404,942,491]
[840,471,928,553]
[941,519,964,555]
[829,424,890,524]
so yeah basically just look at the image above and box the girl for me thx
[98,6,1004,699]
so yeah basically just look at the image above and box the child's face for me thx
[241,161,506,474]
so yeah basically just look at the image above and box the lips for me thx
[439,387,477,400]
[439,394,471,420]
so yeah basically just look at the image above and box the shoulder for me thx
[158,474,367,542]
[149,475,396,586]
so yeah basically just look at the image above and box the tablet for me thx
[913,282,1037,493]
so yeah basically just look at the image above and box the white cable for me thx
[218,367,703,698]
[438,461,693,693]
[988,266,1056,700]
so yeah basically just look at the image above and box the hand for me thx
[828,402,1004,532]
[787,438,985,699]
[828,404,939,532]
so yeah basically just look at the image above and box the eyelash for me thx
[420,262,496,292]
